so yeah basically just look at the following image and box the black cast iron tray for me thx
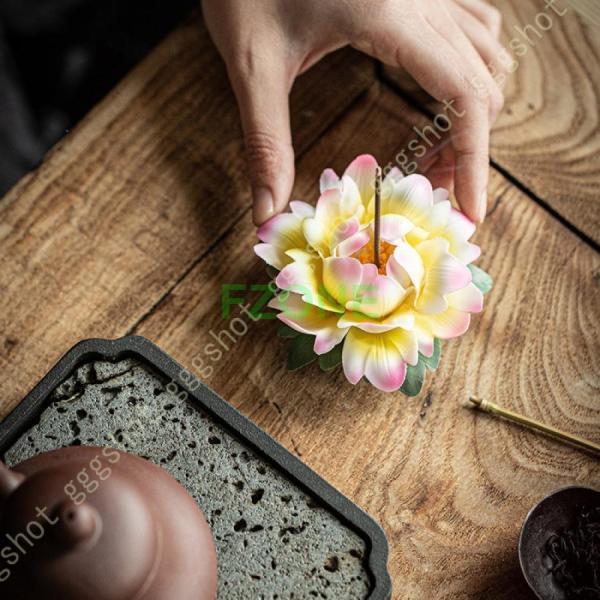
[0,335,391,600]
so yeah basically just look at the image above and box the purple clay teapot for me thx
[0,446,217,599]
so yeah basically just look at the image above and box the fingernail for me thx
[477,188,488,223]
[252,187,274,225]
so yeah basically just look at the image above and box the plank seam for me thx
[377,68,600,255]
[125,218,244,336]
[489,159,600,253]
[126,85,374,335]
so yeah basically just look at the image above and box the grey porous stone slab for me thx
[5,357,372,599]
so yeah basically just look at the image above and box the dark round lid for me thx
[0,446,218,600]
[1,463,158,599]
[518,486,600,600]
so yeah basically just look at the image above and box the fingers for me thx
[424,139,456,194]
[202,0,296,225]
[452,0,503,38]
[450,95,490,222]
[354,14,492,221]
[428,3,504,123]
[421,6,504,219]
[228,53,295,225]
[449,3,511,102]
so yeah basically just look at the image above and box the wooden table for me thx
[0,2,598,598]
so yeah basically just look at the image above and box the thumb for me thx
[230,60,295,226]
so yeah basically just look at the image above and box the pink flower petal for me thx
[386,254,410,289]
[338,303,414,333]
[426,200,452,230]
[342,323,419,391]
[433,188,450,204]
[417,334,434,358]
[254,243,288,270]
[307,185,364,256]
[432,257,472,293]
[345,274,407,319]
[339,175,362,214]
[276,260,344,313]
[257,213,304,248]
[446,208,476,241]
[414,316,435,357]
[313,328,348,355]
[429,308,471,339]
[314,188,343,223]
[389,242,425,290]
[432,207,481,263]
[344,154,378,205]
[269,293,348,355]
[416,238,472,314]
[342,328,369,384]
[302,218,327,256]
[322,257,363,305]
[387,328,419,366]
[459,242,481,264]
[332,216,360,247]
[380,214,413,244]
[289,200,315,218]
[383,166,404,186]
[365,350,407,392]
[416,289,448,314]
[335,229,370,257]
[384,174,434,224]
[320,168,340,193]
[276,262,309,291]
[447,283,483,313]
[269,291,305,314]
[361,263,379,282]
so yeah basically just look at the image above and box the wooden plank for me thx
[381,0,600,245]
[133,84,600,599]
[0,20,374,415]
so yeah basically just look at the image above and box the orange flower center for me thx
[357,240,395,275]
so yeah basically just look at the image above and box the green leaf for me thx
[265,265,280,281]
[399,359,426,397]
[287,334,318,371]
[468,264,493,295]
[420,338,441,371]
[277,323,300,339]
[318,343,343,371]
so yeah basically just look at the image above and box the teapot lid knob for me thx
[53,500,100,549]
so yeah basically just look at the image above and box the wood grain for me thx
[382,0,600,246]
[0,9,598,600]
[0,19,374,416]
[132,84,600,599]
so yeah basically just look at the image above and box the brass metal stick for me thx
[374,166,382,268]
[468,396,600,456]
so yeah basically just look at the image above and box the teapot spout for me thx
[0,461,25,500]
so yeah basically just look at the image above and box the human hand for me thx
[202,0,507,225]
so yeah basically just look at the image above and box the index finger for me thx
[354,15,490,221]
[448,94,490,222]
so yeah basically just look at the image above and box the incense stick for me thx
[467,396,600,456]
[374,166,382,268]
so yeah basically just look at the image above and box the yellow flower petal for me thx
[342,327,418,392]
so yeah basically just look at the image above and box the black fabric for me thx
[0,0,196,194]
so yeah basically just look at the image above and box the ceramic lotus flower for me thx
[254,155,492,395]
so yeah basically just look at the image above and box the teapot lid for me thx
[0,457,159,600]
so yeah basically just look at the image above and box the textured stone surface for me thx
[5,358,371,599]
